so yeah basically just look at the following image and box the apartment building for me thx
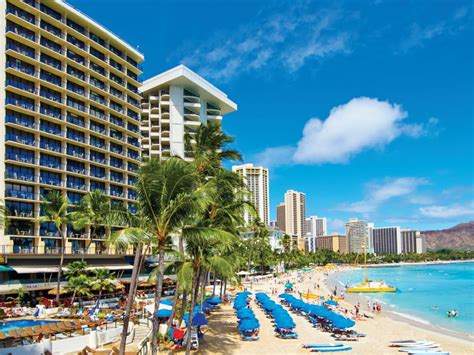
[232,163,269,225]
[346,218,369,253]
[139,64,237,160]
[284,190,306,251]
[316,234,348,254]
[372,226,402,255]
[0,0,144,293]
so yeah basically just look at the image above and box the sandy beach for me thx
[191,267,474,354]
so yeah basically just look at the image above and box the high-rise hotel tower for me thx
[0,0,143,256]
[139,65,237,160]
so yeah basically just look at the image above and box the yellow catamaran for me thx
[346,238,397,293]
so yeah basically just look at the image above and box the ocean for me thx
[335,262,474,335]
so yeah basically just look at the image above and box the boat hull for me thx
[346,287,396,293]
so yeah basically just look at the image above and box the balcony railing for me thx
[6,61,35,76]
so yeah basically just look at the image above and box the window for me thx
[110,129,123,141]
[128,162,138,172]
[6,183,34,200]
[40,170,62,186]
[110,142,123,154]
[67,34,85,50]
[110,73,123,85]
[40,70,62,86]
[110,115,124,127]
[67,81,85,95]
[40,136,61,152]
[7,3,35,24]
[6,200,34,217]
[110,156,123,168]
[40,119,62,135]
[90,61,105,76]
[6,109,35,128]
[90,76,105,90]
[91,180,106,192]
[90,135,105,149]
[90,91,105,105]
[89,33,105,46]
[90,165,105,178]
[90,47,105,61]
[67,113,85,127]
[127,70,138,81]
[90,120,106,134]
[6,20,35,41]
[110,171,123,183]
[90,106,105,119]
[110,86,124,99]
[67,159,85,173]
[40,153,62,169]
[6,38,35,58]
[67,176,85,190]
[66,18,85,35]
[110,58,123,72]
[67,49,85,65]
[67,65,85,80]
[40,103,62,119]
[90,150,105,163]
[110,185,123,197]
[67,143,85,158]
[128,122,139,133]
[6,146,34,163]
[40,19,62,37]
[109,44,123,58]
[40,86,62,103]
[6,164,34,182]
[6,73,35,93]
[128,136,139,147]
[40,53,62,70]
[67,97,85,111]
[6,55,35,76]
[40,3,62,20]
[127,56,138,68]
[67,128,85,143]
[6,127,35,145]
[68,192,84,204]
[110,100,123,113]
[40,37,62,53]
[128,149,139,160]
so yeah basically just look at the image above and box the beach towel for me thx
[173,328,185,340]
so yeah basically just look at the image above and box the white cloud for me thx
[173,4,352,81]
[336,177,428,214]
[399,7,470,53]
[419,203,474,219]
[256,97,430,166]
[254,146,295,168]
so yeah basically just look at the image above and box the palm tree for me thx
[66,275,92,306]
[65,260,88,279]
[71,190,111,240]
[185,121,242,177]
[90,268,116,302]
[35,191,71,304]
[132,156,204,355]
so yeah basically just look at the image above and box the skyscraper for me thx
[284,190,306,250]
[232,163,269,225]
[1,0,143,256]
[139,65,237,160]
[345,218,369,253]
[276,202,286,231]
[401,229,426,254]
[372,226,402,255]
[305,216,327,252]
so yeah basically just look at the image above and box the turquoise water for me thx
[0,320,58,332]
[336,262,474,335]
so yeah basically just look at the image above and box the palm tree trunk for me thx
[199,271,208,311]
[70,290,77,307]
[178,289,188,327]
[166,280,180,328]
[219,279,224,298]
[119,243,142,355]
[185,265,200,355]
[151,243,166,355]
[212,273,217,296]
[223,280,227,296]
[56,232,65,305]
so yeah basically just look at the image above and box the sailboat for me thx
[346,238,397,293]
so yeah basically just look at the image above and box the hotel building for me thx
[346,218,369,253]
[232,163,269,225]
[139,65,237,160]
[0,0,144,292]
[305,215,327,252]
[284,190,306,251]
[372,226,402,255]
[401,229,426,254]
[276,202,286,231]
[316,234,348,254]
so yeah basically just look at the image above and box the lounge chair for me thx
[7,330,20,339]
[57,322,73,333]
[33,325,43,335]
[41,324,53,335]
[49,323,61,333]
[23,327,38,337]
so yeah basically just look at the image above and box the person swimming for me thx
[432,305,438,310]
[447,310,459,317]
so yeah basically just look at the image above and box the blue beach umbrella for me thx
[156,309,172,318]
[160,299,174,306]
[324,299,338,306]
[183,312,207,327]
[238,318,260,331]
[285,283,293,289]
[206,297,222,305]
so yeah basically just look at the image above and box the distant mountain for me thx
[422,221,474,251]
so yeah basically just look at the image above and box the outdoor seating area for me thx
[233,292,260,341]
[255,293,298,339]
[279,294,360,342]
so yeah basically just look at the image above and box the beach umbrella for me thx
[237,308,254,317]
[238,318,260,331]
[183,312,207,327]
[285,283,293,289]
[324,299,338,306]
[160,299,174,306]
[275,318,295,329]
[237,291,252,296]
[205,297,222,305]
[156,309,172,318]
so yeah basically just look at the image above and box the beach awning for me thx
[9,263,59,274]
[0,265,14,273]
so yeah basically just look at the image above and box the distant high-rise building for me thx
[232,164,269,225]
[276,202,286,231]
[316,234,348,254]
[367,222,375,253]
[346,218,369,253]
[269,220,278,228]
[140,65,237,160]
[305,216,327,252]
[401,229,426,254]
[284,190,306,250]
[372,226,402,255]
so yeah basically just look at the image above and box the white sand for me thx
[193,267,474,354]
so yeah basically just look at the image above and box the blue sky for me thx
[70,0,473,233]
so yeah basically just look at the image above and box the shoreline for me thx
[324,266,474,343]
[365,259,474,268]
